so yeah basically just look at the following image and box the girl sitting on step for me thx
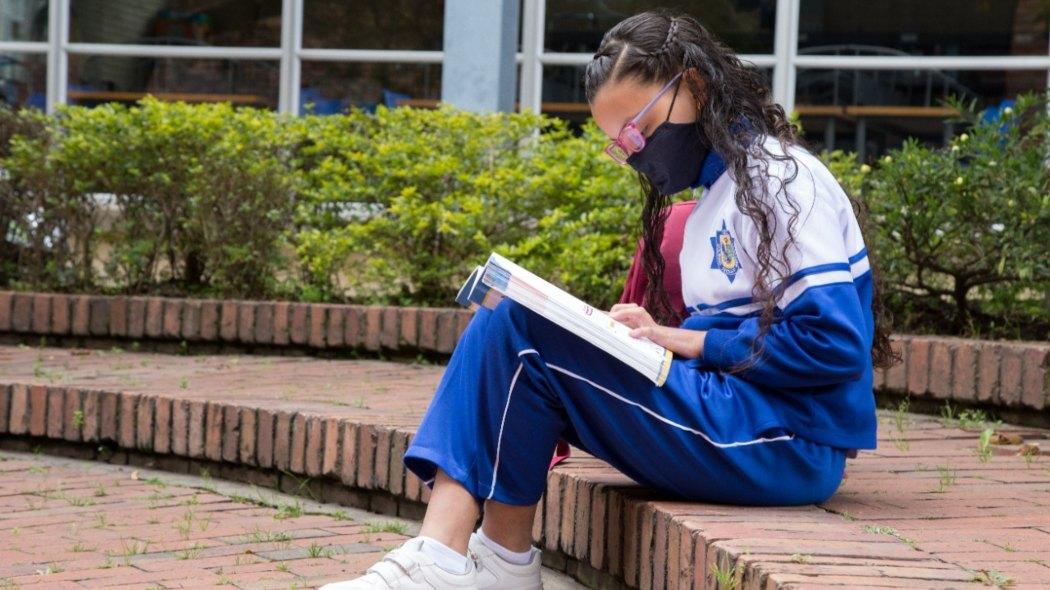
[322,9,895,590]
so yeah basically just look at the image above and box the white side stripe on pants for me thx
[484,348,794,501]
[482,346,533,497]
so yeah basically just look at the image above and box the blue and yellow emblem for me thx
[709,220,740,283]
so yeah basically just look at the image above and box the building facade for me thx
[1,0,1048,158]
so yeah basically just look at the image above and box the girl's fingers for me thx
[611,307,657,330]
[630,326,682,356]
[609,309,638,324]
[630,326,703,359]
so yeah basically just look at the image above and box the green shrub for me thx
[498,120,643,310]
[0,105,97,290]
[823,92,1049,339]
[289,105,560,304]
[1,98,296,298]
[288,106,646,309]
[2,94,1046,341]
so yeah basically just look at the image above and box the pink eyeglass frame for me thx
[604,70,684,165]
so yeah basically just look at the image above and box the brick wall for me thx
[876,335,1048,412]
[1,290,1047,412]
[0,291,473,355]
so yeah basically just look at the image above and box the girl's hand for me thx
[607,303,706,359]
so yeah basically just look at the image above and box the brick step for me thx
[3,345,1048,588]
[2,290,1047,418]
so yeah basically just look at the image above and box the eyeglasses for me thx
[604,70,684,165]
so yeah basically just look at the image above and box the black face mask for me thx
[625,120,711,195]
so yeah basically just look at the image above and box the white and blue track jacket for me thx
[679,136,878,451]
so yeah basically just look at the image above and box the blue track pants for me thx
[403,298,846,507]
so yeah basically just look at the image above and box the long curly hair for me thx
[584,10,896,370]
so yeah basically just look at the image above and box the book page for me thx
[483,252,668,362]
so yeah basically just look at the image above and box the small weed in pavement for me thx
[711,559,740,589]
[970,569,1013,586]
[975,428,994,463]
[275,499,304,520]
[363,520,409,535]
[177,542,205,560]
[936,464,956,492]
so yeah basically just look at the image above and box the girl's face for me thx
[590,69,702,145]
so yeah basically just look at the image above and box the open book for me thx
[455,252,674,386]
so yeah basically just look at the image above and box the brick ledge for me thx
[1,290,1047,416]
[0,381,995,590]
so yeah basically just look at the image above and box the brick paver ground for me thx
[2,344,1049,588]
[0,450,584,590]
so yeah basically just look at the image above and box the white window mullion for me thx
[278,0,303,115]
[772,0,799,115]
[46,0,69,113]
[518,0,544,114]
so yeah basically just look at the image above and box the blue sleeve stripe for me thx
[691,296,755,313]
[847,247,868,264]
[774,262,852,297]
[687,252,868,316]
[778,269,855,308]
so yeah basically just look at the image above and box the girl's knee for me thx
[493,297,528,321]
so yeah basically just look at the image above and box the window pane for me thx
[68,55,278,109]
[0,53,46,109]
[303,1,443,50]
[795,68,1046,158]
[799,0,1049,57]
[299,62,442,115]
[0,0,48,42]
[69,0,282,47]
[545,1,776,54]
[540,64,772,126]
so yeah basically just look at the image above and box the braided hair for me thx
[584,10,897,371]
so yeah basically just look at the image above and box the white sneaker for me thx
[469,531,544,590]
[319,536,477,589]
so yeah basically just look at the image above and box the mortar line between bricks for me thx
[810,502,978,578]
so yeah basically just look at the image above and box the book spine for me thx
[654,349,674,387]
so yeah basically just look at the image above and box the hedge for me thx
[1,93,1046,340]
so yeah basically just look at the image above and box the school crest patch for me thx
[710,220,740,283]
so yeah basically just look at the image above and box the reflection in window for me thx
[303,1,443,50]
[799,0,1049,57]
[70,0,282,47]
[0,53,46,109]
[0,0,48,42]
[541,64,772,128]
[68,55,278,109]
[299,62,441,115]
[796,68,1044,159]
[545,1,776,54]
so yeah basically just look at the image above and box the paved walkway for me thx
[1,345,1050,588]
[0,450,584,590]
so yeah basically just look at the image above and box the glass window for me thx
[545,1,776,54]
[299,62,441,115]
[303,1,443,51]
[0,53,47,109]
[799,0,1049,57]
[69,0,282,47]
[795,68,1046,158]
[0,0,48,42]
[541,64,772,127]
[68,55,279,109]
